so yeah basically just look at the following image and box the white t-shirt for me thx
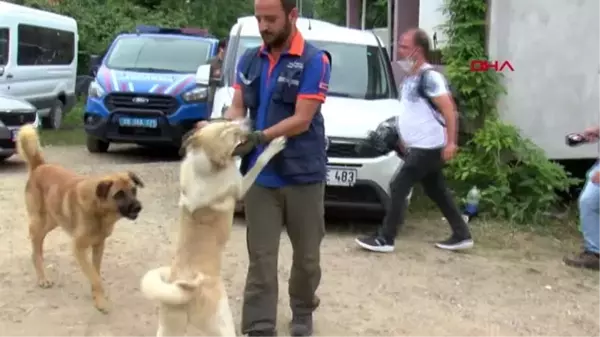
[395,64,449,149]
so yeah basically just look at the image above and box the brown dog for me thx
[16,124,144,313]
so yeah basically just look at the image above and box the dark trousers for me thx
[241,183,325,334]
[379,147,471,242]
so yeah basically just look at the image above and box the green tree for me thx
[20,0,253,72]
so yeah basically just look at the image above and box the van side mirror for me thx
[196,64,211,86]
[89,54,101,76]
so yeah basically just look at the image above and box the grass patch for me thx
[39,100,86,146]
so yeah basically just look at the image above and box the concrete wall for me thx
[419,0,447,48]
[488,0,600,160]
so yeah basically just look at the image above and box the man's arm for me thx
[426,71,458,145]
[223,56,248,120]
[261,53,331,141]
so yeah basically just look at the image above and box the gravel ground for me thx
[0,145,598,336]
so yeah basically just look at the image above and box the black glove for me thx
[232,131,268,157]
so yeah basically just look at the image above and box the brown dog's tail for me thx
[16,124,44,172]
[140,266,205,306]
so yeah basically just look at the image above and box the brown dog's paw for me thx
[37,279,54,288]
[94,296,111,314]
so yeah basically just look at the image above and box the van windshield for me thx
[233,37,393,100]
[105,36,212,74]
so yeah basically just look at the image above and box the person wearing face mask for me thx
[355,28,473,253]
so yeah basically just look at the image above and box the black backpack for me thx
[416,68,468,143]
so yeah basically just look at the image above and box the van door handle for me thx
[6,74,13,79]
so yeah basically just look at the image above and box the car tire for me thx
[41,99,64,130]
[86,135,110,153]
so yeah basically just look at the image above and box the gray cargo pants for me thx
[241,182,325,334]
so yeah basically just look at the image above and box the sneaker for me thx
[355,235,394,253]
[289,314,313,336]
[247,329,277,336]
[563,251,600,270]
[435,236,474,251]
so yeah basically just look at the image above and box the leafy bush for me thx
[445,118,580,224]
[441,0,580,224]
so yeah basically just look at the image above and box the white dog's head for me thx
[181,119,251,169]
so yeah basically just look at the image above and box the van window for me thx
[17,24,75,66]
[0,28,8,66]
[105,36,212,74]
[234,37,393,100]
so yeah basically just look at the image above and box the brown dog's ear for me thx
[96,180,113,199]
[128,171,144,188]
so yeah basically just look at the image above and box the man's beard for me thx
[261,18,292,49]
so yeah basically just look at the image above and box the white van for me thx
[0,1,78,129]
[200,17,410,212]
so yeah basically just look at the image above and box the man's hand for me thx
[195,120,208,129]
[232,131,267,156]
[583,126,600,142]
[442,142,458,162]
[591,170,600,185]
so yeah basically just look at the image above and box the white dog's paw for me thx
[173,273,205,291]
[266,136,287,154]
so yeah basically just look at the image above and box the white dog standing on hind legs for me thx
[140,120,287,337]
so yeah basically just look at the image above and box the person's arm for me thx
[426,71,458,145]
[223,56,248,120]
[583,125,600,142]
[261,53,331,141]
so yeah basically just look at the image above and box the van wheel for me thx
[86,136,110,153]
[41,99,64,130]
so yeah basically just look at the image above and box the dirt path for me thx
[0,145,597,336]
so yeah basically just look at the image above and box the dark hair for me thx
[281,0,297,14]
[218,38,227,50]
[413,29,431,56]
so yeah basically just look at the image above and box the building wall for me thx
[419,0,447,48]
[488,0,599,160]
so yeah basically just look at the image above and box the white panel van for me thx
[0,1,78,129]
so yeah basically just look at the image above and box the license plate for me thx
[326,166,357,187]
[118,117,158,128]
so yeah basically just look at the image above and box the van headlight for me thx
[355,116,400,156]
[182,87,208,103]
[376,116,398,131]
[88,81,105,98]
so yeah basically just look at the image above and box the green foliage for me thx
[20,0,253,73]
[314,0,346,25]
[39,100,86,146]
[313,0,387,29]
[441,0,580,224]
[445,119,580,224]
[440,0,502,126]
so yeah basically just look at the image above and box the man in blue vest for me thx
[222,0,331,335]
